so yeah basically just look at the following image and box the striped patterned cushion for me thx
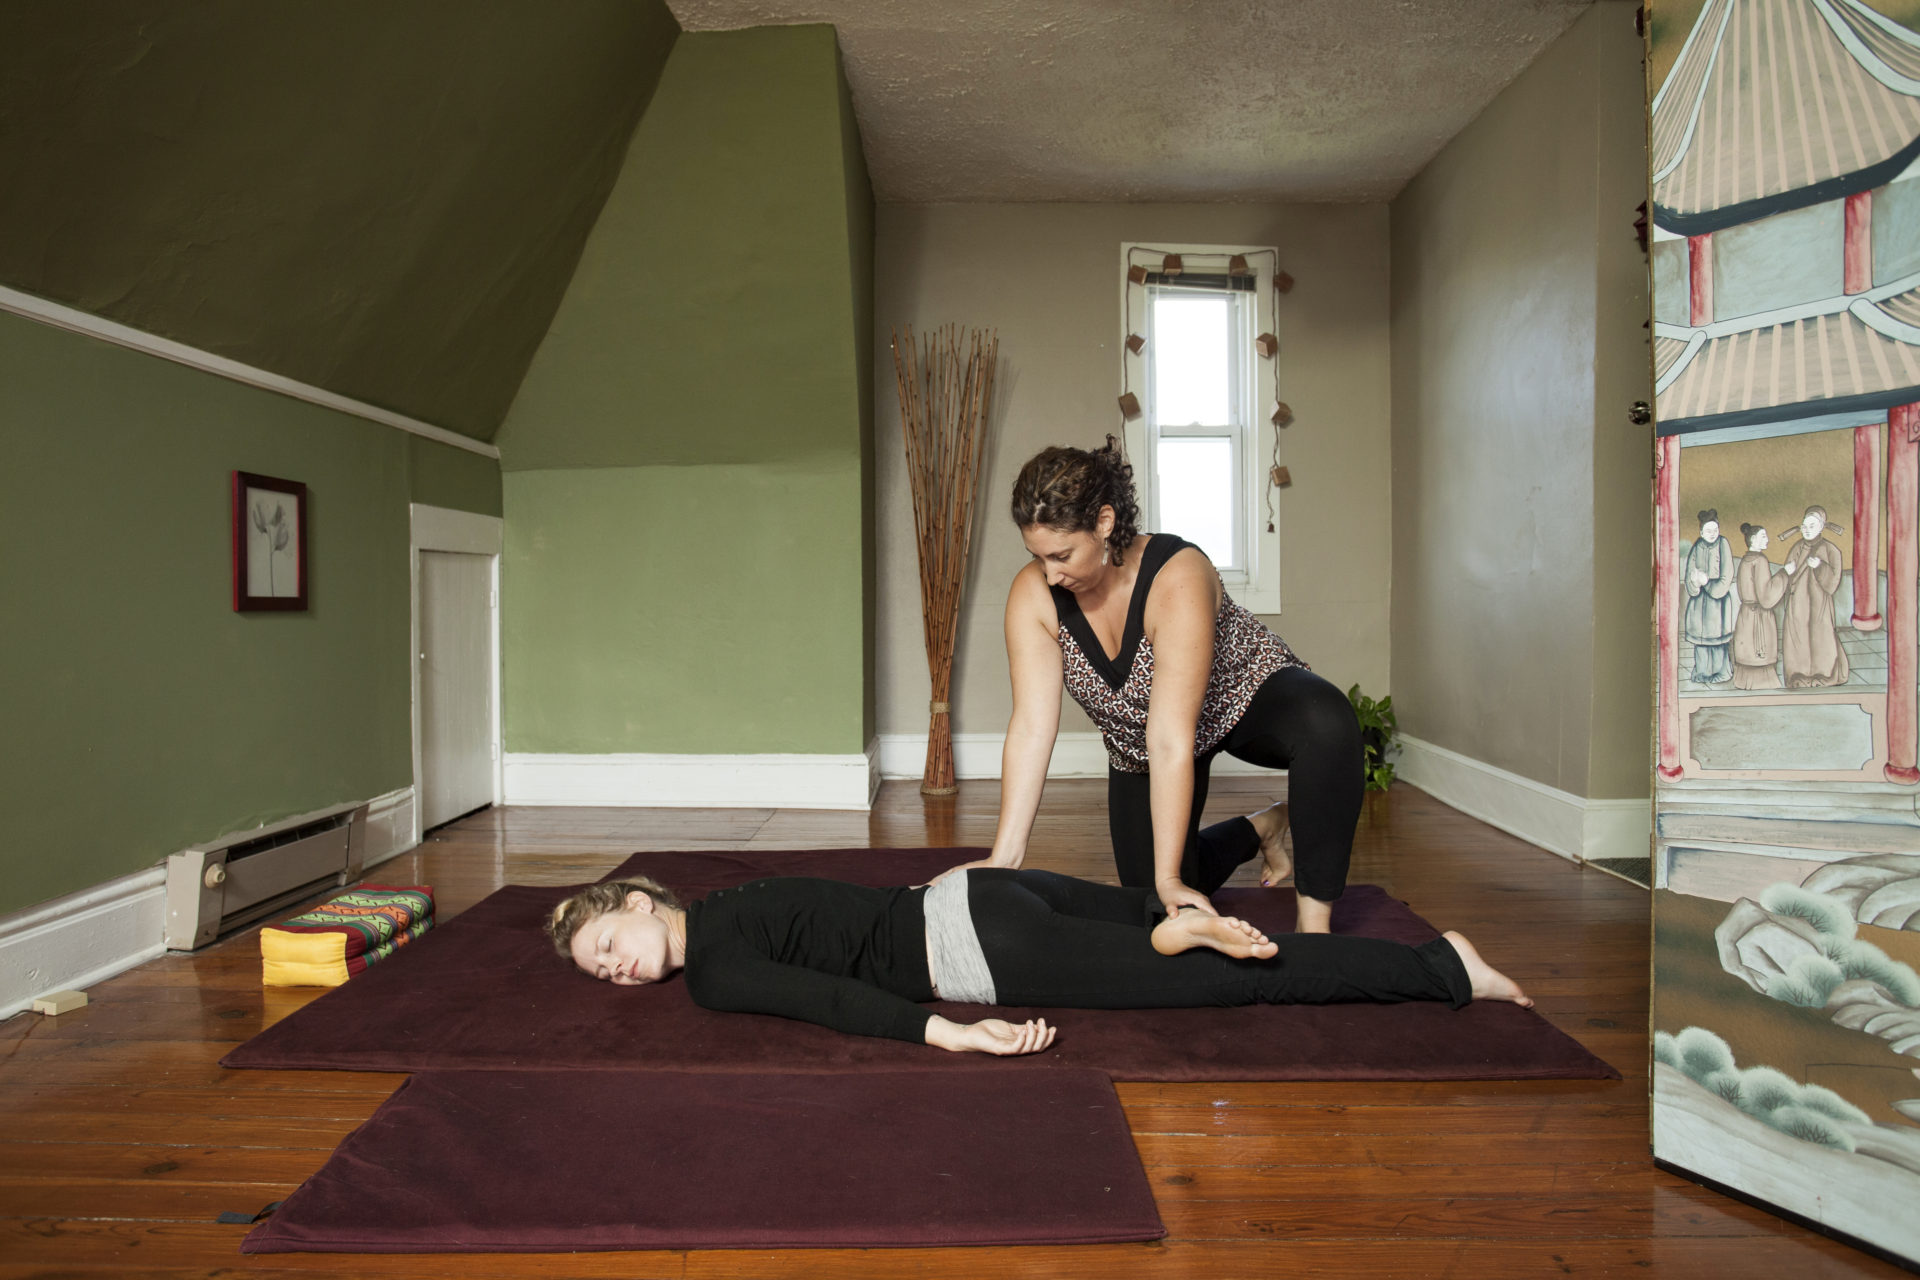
[261,886,434,987]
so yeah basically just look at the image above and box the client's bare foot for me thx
[1442,931,1533,1007]
[1153,910,1279,960]
[1249,802,1293,887]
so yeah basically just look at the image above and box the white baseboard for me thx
[362,786,417,869]
[1580,798,1654,863]
[504,744,882,810]
[1396,734,1650,864]
[0,866,167,1021]
[877,731,1280,781]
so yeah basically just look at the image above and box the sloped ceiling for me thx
[0,0,680,441]
[669,0,1598,202]
[1,1,1609,440]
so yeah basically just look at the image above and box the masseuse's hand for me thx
[943,1017,1056,1056]
[920,856,1012,889]
[917,859,990,890]
[1157,878,1217,917]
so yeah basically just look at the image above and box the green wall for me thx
[498,26,875,756]
[409,435,503,517]
[0,0,678,440]
[0,312,474,915]
[840,53,879,743]
[504,461,865,753]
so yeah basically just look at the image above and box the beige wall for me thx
[875,203,1392,745]
[1389,1,1651,799]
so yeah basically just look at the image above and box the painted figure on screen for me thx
[1732,522,1787,690]
[1684,509,1736,683]
[1780,505,1851,689]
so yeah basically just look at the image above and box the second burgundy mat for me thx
[243,1067,1163,1252]
[224,846,1616,1081]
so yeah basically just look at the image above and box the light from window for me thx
[1151,295,1231,425]
[1155,437,1234,564]
[1146,283,1248,571]
[1120,242,1280,612]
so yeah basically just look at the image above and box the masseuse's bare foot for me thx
[1249,802,1293,887]
[1153,911,1279,960]
[1442,931,1533,1007]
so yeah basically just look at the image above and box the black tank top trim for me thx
[1049,535,1198,692]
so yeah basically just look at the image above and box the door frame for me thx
[409,503,504,844]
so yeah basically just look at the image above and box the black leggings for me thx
[1108,666,1364,901]
[965,869,1467,1010]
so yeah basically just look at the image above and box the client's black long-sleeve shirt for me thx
[679,871,1471,1046]
[682,878,935,1043]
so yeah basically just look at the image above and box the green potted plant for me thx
[1346,684,1398,792]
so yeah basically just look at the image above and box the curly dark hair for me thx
[1009,436,1141,567]
[544,876,682,959]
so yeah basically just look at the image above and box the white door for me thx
[419,550,495,830]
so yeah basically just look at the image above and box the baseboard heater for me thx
[164,800,370,951]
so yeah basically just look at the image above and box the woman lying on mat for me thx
[545,868,1530,1056]
[954,439,1364,932]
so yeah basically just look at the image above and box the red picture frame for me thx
[231,471,308,611]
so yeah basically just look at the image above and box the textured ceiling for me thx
[669,0,1598,203]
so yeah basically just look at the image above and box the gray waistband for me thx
[923,870,997,1005]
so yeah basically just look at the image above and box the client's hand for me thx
[925,1015,1056,1056]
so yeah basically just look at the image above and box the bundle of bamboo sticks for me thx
[892,323,998,796]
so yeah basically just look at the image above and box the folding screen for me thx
[1649,0,1920,1262]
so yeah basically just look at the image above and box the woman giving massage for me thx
[959,440,1366,932]
[547,869,1530,1055]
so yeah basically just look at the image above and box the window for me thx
[1120,244,1282,612]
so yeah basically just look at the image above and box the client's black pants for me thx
[1108,666,1364,901]
[966,869,1467,1010]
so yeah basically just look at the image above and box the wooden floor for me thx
[1,781,1908,1278]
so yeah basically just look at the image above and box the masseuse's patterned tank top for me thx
[1050,535,1305,774]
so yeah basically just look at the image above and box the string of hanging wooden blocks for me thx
[1119,248,1294,530]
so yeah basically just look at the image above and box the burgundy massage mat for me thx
[223,846,1615,1082]
[243,1067,1164,1252]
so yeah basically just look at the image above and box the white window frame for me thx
[1119,242,1282,613]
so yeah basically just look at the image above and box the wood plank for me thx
[1135,1160,1669,1199]
[0,1178,306,1221]
[1121,1099,1646,1138]
[3,1110,361,1148]
[1127,1130,1641,1166]
[0,1087,388,1124]
[1113,1078,1629,1106]
[1155,1192,1814,1240]
[0,1142,333,1185]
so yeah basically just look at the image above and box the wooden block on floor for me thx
[31,990,87,1016]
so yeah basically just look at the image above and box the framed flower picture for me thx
[231,471,308,611]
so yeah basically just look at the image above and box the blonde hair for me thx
[545,876,681,959]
